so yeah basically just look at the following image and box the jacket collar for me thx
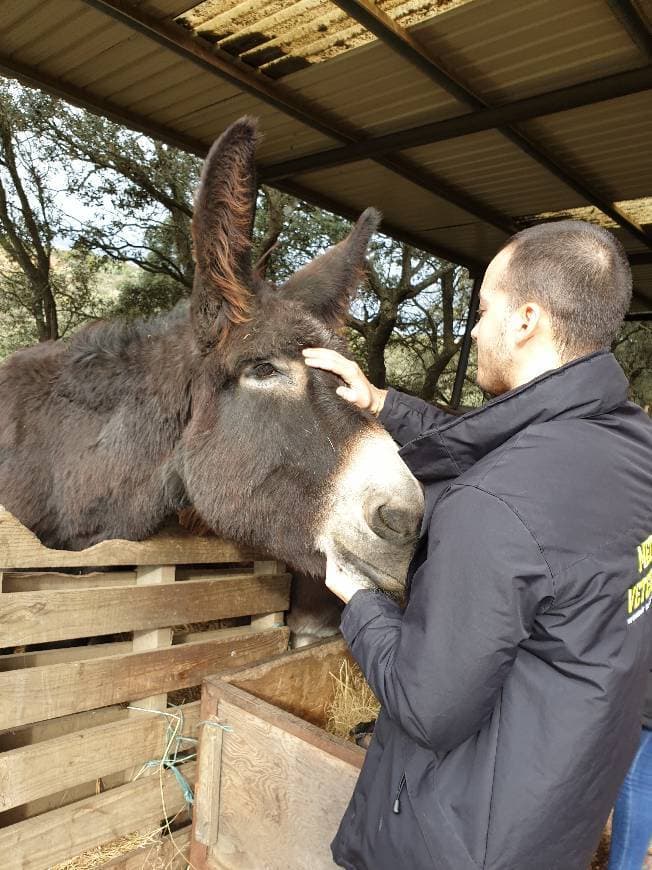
[399,351,629,483]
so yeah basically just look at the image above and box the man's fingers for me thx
[302,347,360,383]
[335,385,358,404]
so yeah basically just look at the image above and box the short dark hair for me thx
[499,220,632,360]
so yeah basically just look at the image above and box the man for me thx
[303,220,652,870]
[608,669,652,868]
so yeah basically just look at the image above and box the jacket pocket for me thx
[403,747,481,870]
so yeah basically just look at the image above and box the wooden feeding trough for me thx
[0,507,291,869]
[190,637,365,870]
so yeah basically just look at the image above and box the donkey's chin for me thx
[325,540,412,599]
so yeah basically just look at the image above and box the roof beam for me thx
[260,66,652,181]
[607,0,652,60]
[275,178,487,272]
[81,0,517,235]
[0,54,208,158]
[0,55,482,270]
[331,0,652,250]
[629,251,652,266]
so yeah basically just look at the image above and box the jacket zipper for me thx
[392,772,406,814]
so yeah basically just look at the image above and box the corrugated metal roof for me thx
[176,0,471,78]
[0,0,650,306]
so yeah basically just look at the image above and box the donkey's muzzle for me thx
[365,489,422,544]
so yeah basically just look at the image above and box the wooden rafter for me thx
[331,0,652,250]
[607,0,652,60]
[81,0,518,235]
[261,66,652,181]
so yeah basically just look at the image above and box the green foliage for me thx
[1,77,646,414]
[613,321,652,412]
[0,248,116,359]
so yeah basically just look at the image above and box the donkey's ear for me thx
[280,208,381,328]
[191,117,258,351]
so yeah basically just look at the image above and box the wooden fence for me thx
[0,507,290,869]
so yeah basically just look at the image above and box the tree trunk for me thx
[366,312,396,388]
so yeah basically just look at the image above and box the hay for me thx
[51,827,164,870]
[326,658,380,741]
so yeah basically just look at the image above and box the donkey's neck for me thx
[52,302,201,547]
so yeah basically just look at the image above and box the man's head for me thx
[471,220,632,395]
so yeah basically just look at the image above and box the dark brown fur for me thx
[0,118,382,577]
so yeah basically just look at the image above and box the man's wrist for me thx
[370,388,388,417]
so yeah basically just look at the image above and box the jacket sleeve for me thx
[378,387,457,447]
[340,484,555,753]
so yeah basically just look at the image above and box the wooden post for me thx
[193,717,224,847]
[131,564,175,710]
[250,560,286,631]
[188,689,220,870]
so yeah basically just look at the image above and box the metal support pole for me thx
[624,311,652,321]
[451,276,482,408]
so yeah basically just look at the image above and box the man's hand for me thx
[302,348,387,416]
[325,557,371,604]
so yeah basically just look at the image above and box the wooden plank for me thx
[217,637,354,730]
[0,641,132,671]
[208,697,359,870]
[176,568,254,582]
[2,570,137,591]
[0,701,200,812]
[132,565,175,710]
[102,825,191,869]
[0,761,196,870]
[193,717,224,847]
[0,573,291,646]
[250,559,286,632]
[0,706,127,750]
[0,707,128,825]
[0,769,129,827]
[188,676,220,870]
[0,508,256,568]
[207,673,364,771]
[0,626,289,730]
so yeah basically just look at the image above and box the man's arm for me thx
[339,484,554,752]
[378,387,457,447]
[302,348,457,446]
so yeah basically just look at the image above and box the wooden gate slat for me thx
[0,626,289,730]
[0,573,290,646]
[0,761,197,870]
[0,702,200,812]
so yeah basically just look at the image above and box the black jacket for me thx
[643,670,652,730]
[332,352,652,870]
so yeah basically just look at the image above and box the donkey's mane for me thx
[53,300,193,415]
[66,300,190,364]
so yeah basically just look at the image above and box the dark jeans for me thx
[608,727,652,870]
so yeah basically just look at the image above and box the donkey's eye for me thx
[251,362,277,379]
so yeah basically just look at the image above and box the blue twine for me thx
[139,754,196,805]
[128,705,198,810]
[127,706,234,814]
[198,719,234,732]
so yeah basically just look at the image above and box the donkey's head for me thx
[180,117,423,593]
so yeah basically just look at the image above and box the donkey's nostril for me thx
[368,499,420,542]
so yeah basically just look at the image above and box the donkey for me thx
[0,117,423,594]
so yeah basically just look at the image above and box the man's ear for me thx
[190,116,258,351]
[515,302,545,346]
[279,208,381,328]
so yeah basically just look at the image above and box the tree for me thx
[0,78,482,404]
[0,83,61,341]
[0,82,115,349]
[613,320,652,412]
